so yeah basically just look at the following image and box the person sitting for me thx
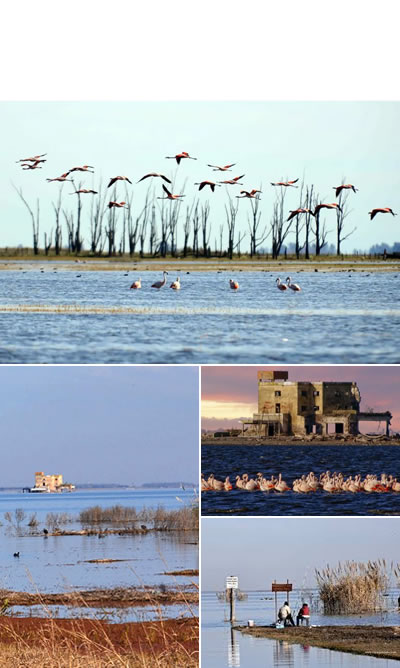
[278,601,295,626]
[296,602,310,626]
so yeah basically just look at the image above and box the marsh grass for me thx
[79,505,199,532]
[316,560,391,614]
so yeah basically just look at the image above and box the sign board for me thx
[226,576,239,590]
[271,583,292,592]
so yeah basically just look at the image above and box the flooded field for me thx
[0,268,399,363]
[201,445,400,515]
[202,590,400,667]
[0,488,198,621]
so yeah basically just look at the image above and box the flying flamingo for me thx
[165,151,197,164]
[287,208,315,222]
[334,184,358,197]
[218,174,245,185]
[236,189,261,199]
[157,184,185,200]
[207,163,236,171]
[137,173,172,184]
[314,203,342,216]
[286,276,301,291]
[229,279,239,290]
[369,208,397,220]
[16,153,46,163]
[130,278,141,289]
[46,173,72,182]
[107,176,132,188]
[21,160,43,170]
[69,165,94,173]
[108,201,126,209]
[271,179,299,187]
[170,277,181,290]
[70,189,98,194]
[276,277,287,291]
[194,180,221,192]
[151,271,168,289]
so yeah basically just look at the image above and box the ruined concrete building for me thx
[240,371,392,437]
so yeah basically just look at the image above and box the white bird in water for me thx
[151,271,168,289]
[229,279,239,290]
[286,276,301,291]
[130,278,141,289]
[170,277,181,290]
[276,277,287,291]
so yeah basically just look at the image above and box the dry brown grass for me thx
[315,559,390,614]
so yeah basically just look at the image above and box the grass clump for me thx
[316,559,390,614]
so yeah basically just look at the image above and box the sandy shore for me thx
[237,625,400,660]
[0,257,399,273]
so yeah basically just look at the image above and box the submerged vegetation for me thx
[79,504,198,532]
[315,560,392,614]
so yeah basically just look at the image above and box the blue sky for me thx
[0,365,199,486]
[2,101,400,253]
[202,517,400,590]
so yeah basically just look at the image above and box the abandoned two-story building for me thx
[240,371,392,437]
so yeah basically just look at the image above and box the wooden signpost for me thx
[272,580,293,620]
[226,576,238,622]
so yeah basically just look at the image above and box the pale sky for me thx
[2,101,400,254]
[202,517,400,590]
[0,365,199,487]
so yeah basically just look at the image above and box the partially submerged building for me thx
[240,371,392,437]
[29,471,75,492]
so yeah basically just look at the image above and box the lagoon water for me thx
[0,488,198,621]
[201,445,400,516]
[202,590,400,667]
[0,268,399,363]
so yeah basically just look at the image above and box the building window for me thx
[313,390,319,396]
[275,391,281,397]
[314,406,319,411]
[301,405,307,412]
[275,404,280,413]
[301,390,307,397]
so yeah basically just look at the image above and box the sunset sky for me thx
[201,365,400,433]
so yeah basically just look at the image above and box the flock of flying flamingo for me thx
[16,152,397,219]
[202,471,400,493]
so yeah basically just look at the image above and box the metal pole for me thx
[229,587,236,622]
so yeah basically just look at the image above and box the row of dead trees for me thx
[12,178,356,258]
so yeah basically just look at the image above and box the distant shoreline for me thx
[0,483,196,492]
[202,437,400,446]
[0,256,399,273]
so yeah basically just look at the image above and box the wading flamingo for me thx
[229,279,239,290]
[151,271,168,289]
[274,474,290,492]
[157,185,185,200]
[165,151,197,164]
[137,173,172,184]
[369,208,397,220]
[224,476,233,491]
[276,277,287,291]
[170,277,181,290]
[286,276,301,291]
[130,278,141,289]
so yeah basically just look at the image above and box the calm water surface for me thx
[201,445,400,515]
[0,488,198,621]
[202,591,400,667]
[0,269,399,363]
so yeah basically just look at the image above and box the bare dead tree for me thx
[44,230,52,255]
[270,187,291,259]
[138,187,151,257]
[219,223,224,257]
[303,184,314,259]
[191,201,200,257]
[201,201,211,257]
[52,186,64,255]
[63,209,75,253]
[168,199,183,257]
[105,187,118,256]
[70,179,83,253]
[225,194,245,259]
[294,181,306,259]
[183,200,197,257]
[12,184,40,254]
[89,180,106,255]
[148,202,157,256]
[247,189,269,256]
[335,185,356,255]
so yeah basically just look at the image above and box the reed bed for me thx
[79,505,199,532]
[315,560,390,614]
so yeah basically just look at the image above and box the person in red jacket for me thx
[296,603,310,626]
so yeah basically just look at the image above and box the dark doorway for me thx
[335,423,344,434]
[268,425,274,436]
